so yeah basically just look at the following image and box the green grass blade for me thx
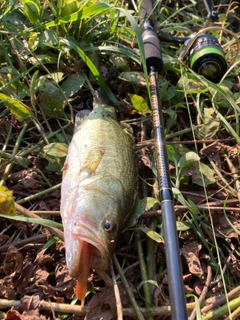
[45,2,111,28]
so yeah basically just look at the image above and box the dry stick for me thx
[0,234,48,253]
[15,203,64,240]
[111,261,123,320]
[0,299,86,314]
[203,297,240,320]
[135,137,236,148]
[141,205,240,218]
[189,265,212,320]
[32,211,60,216]
[113,253,145,320]
[136,231,153,317]
[2,288,240,318]
[0,298,179,317]
[16,183,61,205]
[201,285,240,314]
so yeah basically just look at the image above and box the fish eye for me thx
[104,220,116,232]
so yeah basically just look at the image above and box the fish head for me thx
[64,192,122,279]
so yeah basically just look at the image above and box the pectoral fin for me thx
[80,148,105,175]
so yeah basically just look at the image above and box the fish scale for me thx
[60,92,138,303]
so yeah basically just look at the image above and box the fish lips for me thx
[65,216,111,278]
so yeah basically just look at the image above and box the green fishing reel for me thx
[158,25,239,83]
[181,33,228,82]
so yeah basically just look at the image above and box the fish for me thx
[60,88,138,305]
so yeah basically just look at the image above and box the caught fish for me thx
[60,89,138,304]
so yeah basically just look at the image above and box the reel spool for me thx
[187,34,228,82]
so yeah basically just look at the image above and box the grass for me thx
[0,0,240,319]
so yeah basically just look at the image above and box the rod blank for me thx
[140,0,188,317]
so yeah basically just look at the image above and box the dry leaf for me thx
[181,239,204,278]
[3,245,23,276]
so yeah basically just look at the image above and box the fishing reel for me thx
[179,31,228,82]
[141,0,239,82]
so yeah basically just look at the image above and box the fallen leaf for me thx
[85,283,129,320]
[0,186,16,216]
[182,239,204,278]
[3,245,23,276]
[4,310,21,320]
[55,265,75,299]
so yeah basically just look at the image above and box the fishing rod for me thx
[139,0,239,318]
[140,1,187,319]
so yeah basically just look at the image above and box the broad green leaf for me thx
[139,225,164,243]
[28,54,58,65]
[38,82,65,117]
[197,107,220,139]
[134,197,159,217]
[192,162,215,186]
[179,151,200,174]
[21,0,41,24]
[128,93,151,115]
[60,0,81,16]
[43,142,68,158]
[61,74,85,98]
[0,186,16,216]
[119,71,147,87]
[176,221,191,231]
[177,74,206,94]
[0,67,29,98]
[45,161,62,174]
[39,29,58,48]
[110,55,130,71]
[166,144,181,163]
[0,93,33,121]
[179,151,215,186]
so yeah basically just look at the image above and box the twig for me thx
[189,265,212,320]
[201,285,240,314]
[0,298,86,314]
[16,183,61,205]
[15,203,64,240]
[203,297,240,320]
[113,253,145,320]
[32,211,60,216]
[136,231,153,315]
[141,205,240,218]
[111,261,123,320]
[0,234,48,253]
[0,298,174,317]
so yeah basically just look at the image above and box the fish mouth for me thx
[64,216,111,302]
[65,215,110,278]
